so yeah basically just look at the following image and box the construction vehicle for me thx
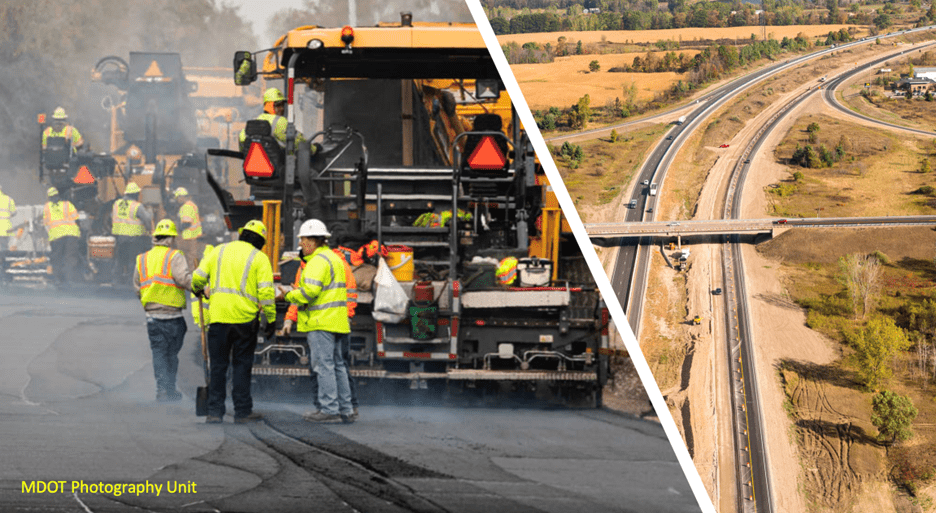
[208,18,611,403]
[692,315,701,325]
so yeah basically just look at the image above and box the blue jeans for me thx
[207,321,258,418]
[146,317,187,392]
[310,333,358,409]
[307,330,353,416]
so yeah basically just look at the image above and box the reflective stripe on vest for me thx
[137,246,186,308]
[179,201,202,239]
[112,199,145,236]
[192,240,275,324]
[293,248,349,333]
[44,201,80,241]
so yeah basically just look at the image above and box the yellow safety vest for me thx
[137,246,186,308]
[43,201,80,241]
[0,193,14,236]
[192,241,275,324]
[178,200,202,239]
[496,257,517,286]
[286,246,349,334]
[238,113,306,148]
[112,199,146,236]
[42,125,82,150]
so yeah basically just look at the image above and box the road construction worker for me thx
[282,219,353,423]
[239,87,306,149]
[191,244,214,329]
[42,187,81,286]
[172,187,202,267]
[112,182,153,283]
[191,220,275,424]
[283,233,359,421]
[0,184,16,251]
[133,219,192,402]
[42,107,84,153]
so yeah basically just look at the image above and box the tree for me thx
[838,253,883,319]
[871,390,918,444]
[806,122,821,133]
[589,60,601,72]
[921,159,932,174]
[570,94,592,129]
[610,129,619,142]
[849,317,912,388]
[792,171,805,182]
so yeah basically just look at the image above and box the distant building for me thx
[895,77,936,96]
[582,7,601,14]
[878,68,892,74]
[914,67,936,80]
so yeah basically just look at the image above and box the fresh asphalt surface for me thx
[0,287,701,513]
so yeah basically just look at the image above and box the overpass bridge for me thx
[586,215,936,239]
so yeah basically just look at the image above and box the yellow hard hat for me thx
[47,186,59,197]
[239,219,267,240]
[124,182,142,195]
[173,187,189,198]
[153,219,177,237]
[263,88,286,103]
[52,107,67,120]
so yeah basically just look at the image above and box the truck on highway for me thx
[210,18,610,403]
[676,115,686,125]
[649,183,657,196]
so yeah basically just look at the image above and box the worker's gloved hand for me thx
[282,319,293,336]
[263,320,277,340]
[194,288,205,299]
[311,142,324,156]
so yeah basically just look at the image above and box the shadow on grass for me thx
[778,358,861,391]
[795,417,879,447]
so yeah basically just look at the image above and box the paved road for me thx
[0,288,700,512]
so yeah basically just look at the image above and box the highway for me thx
[586,215,936,238]
[0,289,701,513]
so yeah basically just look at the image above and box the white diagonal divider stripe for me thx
[462,4,716,512]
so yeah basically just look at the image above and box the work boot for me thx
[234,412,263,424]
[348,407,359,422]
[302,411,343,423]
[165,389,183,402]
[156,390,170,402]
[205,416,223,424]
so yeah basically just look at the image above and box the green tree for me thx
[921,159,932,174]
[793,171,805,182]
[610,129,619,142]
[849,317,912,388]
[871,390,918,444]
[570,94,592,129]
[576,40,583,55]
[874,12,893,30]
[589,60,601,72]
[806,122,821,133]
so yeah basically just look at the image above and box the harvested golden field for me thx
[513,52,697,109]
[497,24,859,47]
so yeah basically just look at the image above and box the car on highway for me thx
[666,135,673,140]
[628,199,637,209]
[719,143,730,148]
[647,207,653,213]
[712,288,722,295]
[642,179,649,186]
[775,219,788,224]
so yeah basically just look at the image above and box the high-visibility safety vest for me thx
[136,246,186,309]
[192,240,275,324]
[0,192,15,236]
[111,198,146,236]
[285,249,357,325]
[43,200,80,241]
[238,113,306,148]
[42,125,83,151]
[285,246,349,334]
[178,200,202,239]
[496,257,518,286]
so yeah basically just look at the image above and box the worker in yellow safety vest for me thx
[42,187,81,286]
[112,182,153,283]
[282,219,353,424]
[42,107,84,153]
[192,220,275,424]
[133,219,192,402]
[496,256,518,287]
[173,187,202,268]
[283,234,359,421]
[239,88,307,149]
[0,184,16,251]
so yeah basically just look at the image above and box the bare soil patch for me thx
[758,226,936,265]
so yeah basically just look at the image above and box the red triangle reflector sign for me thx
[467,136,507,171]
[73,165,95,184]
[244,142,275,178]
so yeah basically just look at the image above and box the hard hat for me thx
[239,219,267,240]
[297,219,330,238]
[52,107,68,120]
[153,219,178,237]
[47,186,59,197]
[124,182,142,195]
[173,187,189,198]
[263,88,286,103]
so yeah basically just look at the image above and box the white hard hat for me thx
[297,219,330,238]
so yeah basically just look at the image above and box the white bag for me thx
[372,257,408,323]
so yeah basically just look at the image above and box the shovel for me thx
[196,297,210,416]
